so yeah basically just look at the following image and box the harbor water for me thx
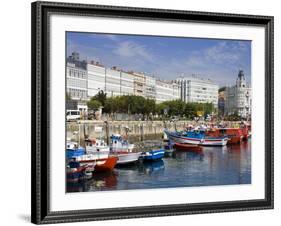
[66,139,251,193]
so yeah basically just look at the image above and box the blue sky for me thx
[67,32,251,87]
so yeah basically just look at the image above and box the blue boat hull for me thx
[66,148,85,159]
[143,149,165,161]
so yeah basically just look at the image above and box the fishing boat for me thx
[72,154,118,172]
[71,139,117,172]
[202,137,228,146]
[224,128,243,144]
[173,143,203,152]
[141,149,165,161]
[109,134,141,164]
[85,138,110,159]
[66,161,87,183]
[207,128,243,144]
[113,151,142,165]
[110,134,135,152]
[164,130,228,146]
[164,130,204,145]
[66,141,85,159]
[94,156,118,172]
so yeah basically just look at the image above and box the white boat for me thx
[164,130,228,146]
[84,138,110,159]
[110,134,135,152]
[115,152,142,165]
[110,134,140,164]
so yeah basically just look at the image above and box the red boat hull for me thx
[173,143,203,152]
[207,128,243,145]
[94,156,118,172]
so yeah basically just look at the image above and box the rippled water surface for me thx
[67,140,251,192]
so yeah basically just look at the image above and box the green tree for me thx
[184,103,196,119]
[87,98,102,111]
[93,90,107,106]
[155,103,168,115]
[103,97,118,114]
[143,98,156,119]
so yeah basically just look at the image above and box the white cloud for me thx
[204,41,240,63]
[183,41,248,71]
[113,41,154,62]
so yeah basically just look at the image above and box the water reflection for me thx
[172,150,204,161]
[140,160,165,175]
[67,139,251,192]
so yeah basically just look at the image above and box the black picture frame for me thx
[31,1,274,224]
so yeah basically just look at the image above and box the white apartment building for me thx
[87,62,106,97]
[144,75,156,99]
[87,63,135,97]
[156,80,180,103]
[66,62,88,100]
[177,76,218,106]
[120,71,135,96]
[105,67,121,97]
[225,70,251,118]
[132,72,145,97]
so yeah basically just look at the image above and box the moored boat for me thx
[114,151,142,165]
[109,134,141,164]
[141,149,165,161]
[110,134,135,152]
[164,130,204,145]
[94,156,118,172]
[66,161,87,182]
[164,130,228,146]
[66,141,85,159]
[85,138,110,159]
[71,153,118,172]
[205,128,243,145]
[173,143,203,152]
[202,136,228,146]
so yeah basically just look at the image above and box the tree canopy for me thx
[87,98,102,111]
[99,94,215,120]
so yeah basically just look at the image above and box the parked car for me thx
[66,110,81,121]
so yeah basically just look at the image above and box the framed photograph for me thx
[31,1,274,224]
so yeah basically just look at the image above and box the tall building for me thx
[177,76,219,106]
[225,70,251,118]
[132,72,145,97]
[87,63,135,97]
[105,67,122,97]
[87,61,106,97]
[156,80,180,103]
[120,71,135,96]
[144,75,156,100]
[66,62,88,100]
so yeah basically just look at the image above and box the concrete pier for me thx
[67,120,189,143]
[66,120,246,144]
